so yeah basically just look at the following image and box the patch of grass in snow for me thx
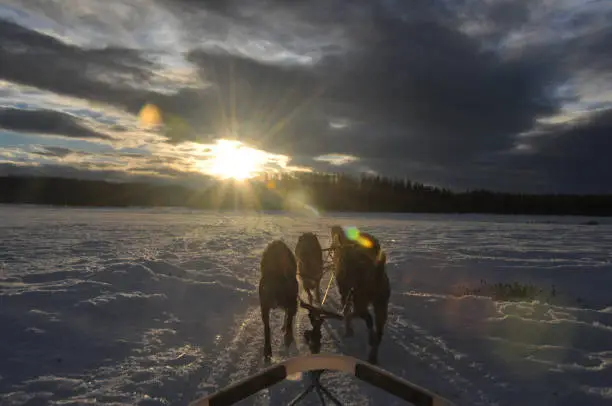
[455,279,558,303]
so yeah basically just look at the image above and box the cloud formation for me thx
[0,108,114,140]
[0,0,611,193]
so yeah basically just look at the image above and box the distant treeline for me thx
[1,173,612,216]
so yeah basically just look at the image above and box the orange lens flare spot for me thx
[139,103,162,128]
[343,226,373,248]
[358,236,374,248]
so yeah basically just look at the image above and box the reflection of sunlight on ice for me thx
[486,301,577,378]
[582,386,612,400]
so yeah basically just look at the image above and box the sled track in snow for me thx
[176,306,263,405]
[181,289,373,406]
[244,292,371,406]
[386,308,499,406]
[3,209,612,406]
[167,252,502,405]
[320,289,508,406]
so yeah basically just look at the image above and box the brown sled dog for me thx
[330,225,390,364]
[258,239,299,360]
[295,232,324,305]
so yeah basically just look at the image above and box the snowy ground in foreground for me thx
[1,205,612,406]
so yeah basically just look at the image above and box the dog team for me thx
[258,225,390,365]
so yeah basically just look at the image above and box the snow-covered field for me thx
[1,205,612,406]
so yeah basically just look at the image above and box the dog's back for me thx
[331,225,380,252]
[336,245,385,293]
[330,225,381,269]
[295,232,323,284]
[261,239,296,276]
[332,227,388,304]
[329,226,390,364]
[259,240,298,309]
[259,239,299,359]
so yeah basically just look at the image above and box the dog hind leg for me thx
[306,287,314,305]
[374,301,388,346]
[315,279,322,304]
[343,298,354,337]
[368,301,388,365]
[261,303,272,359]
[284,304,296,348]
[358,308,376,347]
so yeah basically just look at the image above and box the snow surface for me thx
[1,205,612,405]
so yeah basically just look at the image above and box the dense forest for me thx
[1,173,611,216]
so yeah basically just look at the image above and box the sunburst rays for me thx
[136,53,328,215]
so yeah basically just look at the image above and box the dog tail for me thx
[375,250,387,273]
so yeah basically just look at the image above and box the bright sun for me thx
[202,139,267,181]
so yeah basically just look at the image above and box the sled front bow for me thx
[189,354,455,406]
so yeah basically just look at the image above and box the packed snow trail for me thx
[1,206,612,405]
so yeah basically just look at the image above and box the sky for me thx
[0,0,611,194]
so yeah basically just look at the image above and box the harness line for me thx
[320,245,336,306]
[321,270,335,305]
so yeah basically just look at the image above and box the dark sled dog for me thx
[259,239,299,360]
[330,225,390,364]
[295,232,324,305]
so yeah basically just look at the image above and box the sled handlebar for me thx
[189,354,455,406]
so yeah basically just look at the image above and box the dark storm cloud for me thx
[0,161,177,184]
[0,18,158,112]
[0,162,127,181]
[2,0,612,193]
[0,108,113,140]
[177,14,561,167]
[28,145,142,161]
[5,3,557,165]
[31,146,74,158]
[567,28,612,74]
[0,4,563,162]
[0,17,220,145]
[0,159,212,185]
[513,109,612,194]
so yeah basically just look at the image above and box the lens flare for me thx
[343,226,374,248]
[138,103,162,128]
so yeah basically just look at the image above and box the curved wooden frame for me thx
[188,354,455,406]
